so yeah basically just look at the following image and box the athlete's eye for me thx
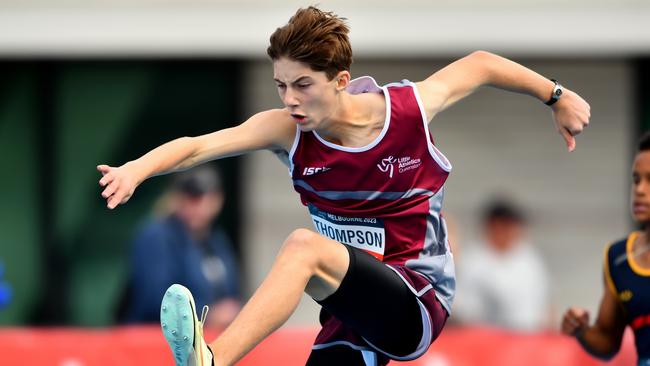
[297,83,311,89]
[276,83,286,90]
[633,174,641,185]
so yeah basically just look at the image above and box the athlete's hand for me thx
[97,163,142,209]
[561,307,590,337]
[551,88,590,152]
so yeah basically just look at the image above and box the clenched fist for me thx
[561,307,590,336]
[551,88,591,152]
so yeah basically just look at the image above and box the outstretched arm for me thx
[561,279,627,360]
[415,51,590,151]
[98,109,295,209]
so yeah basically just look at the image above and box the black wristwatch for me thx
[544,79,563,106]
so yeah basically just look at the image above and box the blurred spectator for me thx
[122,165,241,328]
[453,198,550,331]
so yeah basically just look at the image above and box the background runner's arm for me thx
[415,51,590,151]
[97,108,295,209]
[561,279,627,360]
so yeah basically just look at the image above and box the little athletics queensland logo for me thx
[308,204,385,260]
[377,155,422,178]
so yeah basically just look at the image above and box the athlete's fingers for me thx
[567,317,583,332]
[107,193,123,210]
[564,314,577,326]
[101,181,119,199]
[120,192,133,204]
[561,307,589,335]
[110,185,135,208]
[568,123,585,136]
[99,173,114,187]
[561,319,578,335]
[560,127,576,152]
[567,308,589,334]
[97,164,111,176]
[562,319,581,335]
[575,309,590,325]
[562,311,578,328]
[570,307,589,319]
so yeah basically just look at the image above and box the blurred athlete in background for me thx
[562,133,650,366]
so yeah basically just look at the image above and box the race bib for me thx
[308,204,386,260]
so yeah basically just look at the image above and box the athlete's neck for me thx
[315,92,386,148]
[634,230,650,267]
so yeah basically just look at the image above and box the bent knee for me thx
[279,229,347,268]
[283,228,318,250]
[277,229,320,262]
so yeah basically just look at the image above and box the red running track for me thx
[0,325,636,365]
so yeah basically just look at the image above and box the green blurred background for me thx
[0,61,243,326]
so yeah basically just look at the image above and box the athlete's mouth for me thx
[291,113,307,124]
[634,201,650,214]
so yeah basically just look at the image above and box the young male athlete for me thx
[98,7,590,366]
[562,134,650,366]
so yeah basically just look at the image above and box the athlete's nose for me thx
[283,87,300,108]
[636,179,648,197]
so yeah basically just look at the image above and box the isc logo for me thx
[303,167,331,176]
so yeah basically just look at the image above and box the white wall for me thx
[242,58,632,326]
[1,1,649,57]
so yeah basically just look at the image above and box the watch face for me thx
[554,89,563,98]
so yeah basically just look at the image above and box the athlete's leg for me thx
[208,228,350,366]
[306,246,437,365]
[315,247,425,356]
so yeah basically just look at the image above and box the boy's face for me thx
[273,57,346,131]
[632,150,650,224]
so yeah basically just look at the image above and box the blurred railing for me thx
[0,325,636,365]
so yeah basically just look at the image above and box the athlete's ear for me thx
[335,70,350,91]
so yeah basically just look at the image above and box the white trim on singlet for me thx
[311,341,378,365]
[385,265,433,297]
[408,81,452,172]
[384,80,412,88]
[312,341,372,352]
[347,75,383,94]
[287,124,301,175]
[312,84,391,153]
[293,179,435,200]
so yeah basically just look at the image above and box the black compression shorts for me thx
[306,245,426,365]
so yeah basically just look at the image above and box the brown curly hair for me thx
[267,6,353,80]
